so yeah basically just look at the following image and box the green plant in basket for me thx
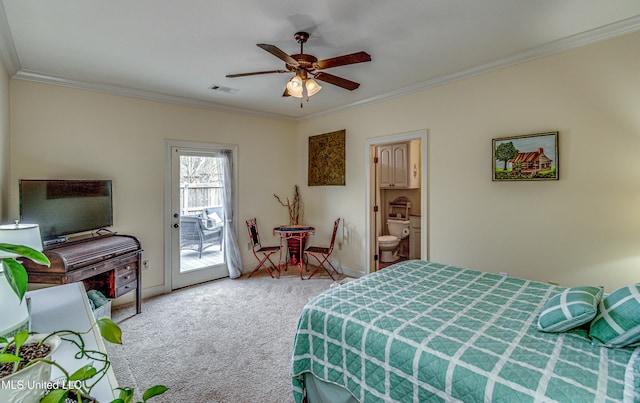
[39,318,168,403]
[0,243,168,402]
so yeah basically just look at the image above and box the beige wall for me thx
[298,31,640,291]
[0,55,9,218]
[8,81,297,291]
[5,31,639,296]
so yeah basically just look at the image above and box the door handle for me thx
[173,223,179,228]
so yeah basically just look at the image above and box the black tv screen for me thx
[19,179,113,240]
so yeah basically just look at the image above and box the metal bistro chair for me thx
[246,218,281,278]
[304,217,341,280]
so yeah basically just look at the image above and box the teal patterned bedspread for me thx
[291,260,640,402]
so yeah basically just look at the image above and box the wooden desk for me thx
[273,226,315,279]
[27,283,117,401]
[22,234,143,314]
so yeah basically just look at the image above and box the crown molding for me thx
[2,13,639,122]
[12,70,297,121]
[301,15,640,121]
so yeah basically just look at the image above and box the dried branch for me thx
[274,194,287,207]
[274,185,303,225]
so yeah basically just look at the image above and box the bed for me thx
[291,260,640,402]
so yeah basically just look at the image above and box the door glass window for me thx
[179,154,225,272]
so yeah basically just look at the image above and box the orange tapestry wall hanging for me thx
[308,130,346,186]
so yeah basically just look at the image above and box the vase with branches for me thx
[274,185,304,226]
[273,186,310,267]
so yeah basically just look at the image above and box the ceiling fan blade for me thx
[226,70,288,78]
[257,44,299,66]
[282,88,291,97]
[314,51,371,70]
[313,72,360,91]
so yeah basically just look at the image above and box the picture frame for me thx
[308,129,346,186]
[492,131,558,181]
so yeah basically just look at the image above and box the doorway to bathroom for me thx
[365,130,428,273]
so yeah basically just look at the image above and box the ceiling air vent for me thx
[209,84,239,94]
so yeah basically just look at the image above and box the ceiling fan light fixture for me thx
[286,76,304,98]
[305,78,322,96]
[227,32,371,106]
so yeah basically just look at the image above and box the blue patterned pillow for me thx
[589,284,640,348]
[537,286,603,332]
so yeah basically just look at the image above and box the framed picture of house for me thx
[308,129,346,186]
[492,131,558,181]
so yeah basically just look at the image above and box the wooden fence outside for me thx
[180,184,223,215]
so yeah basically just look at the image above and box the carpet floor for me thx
[107,268,340,403]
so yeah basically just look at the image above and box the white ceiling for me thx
[1,1,639,120]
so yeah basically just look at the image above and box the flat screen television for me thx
[19,179,113,242]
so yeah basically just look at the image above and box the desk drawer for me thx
[114,257,138,298]
[70,254,137,282]
[115,281,137,298]
[81,253,139,299]
[115,260,138,288]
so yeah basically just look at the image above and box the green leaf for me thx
[97,318,122,344]
[2,259,29,301]
[0,243,50,265]
[13,329,28,345]
[115,386,134,396]
[142,385,169,401]
[40,388,68,403]
[0,353,23,363]
[114,387,134,403]
[69,363,98,381]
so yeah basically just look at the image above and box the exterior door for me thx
[167,143,230,290]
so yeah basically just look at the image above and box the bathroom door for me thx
[370,144,381,272]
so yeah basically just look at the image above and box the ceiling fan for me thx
[226,31,371,104]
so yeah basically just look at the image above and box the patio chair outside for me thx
[180,215,223,258]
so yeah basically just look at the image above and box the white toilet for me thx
[378,218,410,262]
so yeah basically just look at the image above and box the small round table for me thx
[273,226,315,279]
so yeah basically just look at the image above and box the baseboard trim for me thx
[112,284,166,307]
[116,263,366,308]
[337,266,365,279]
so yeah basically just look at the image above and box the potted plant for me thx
[0,330,62,402]
[0,243,168,402]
